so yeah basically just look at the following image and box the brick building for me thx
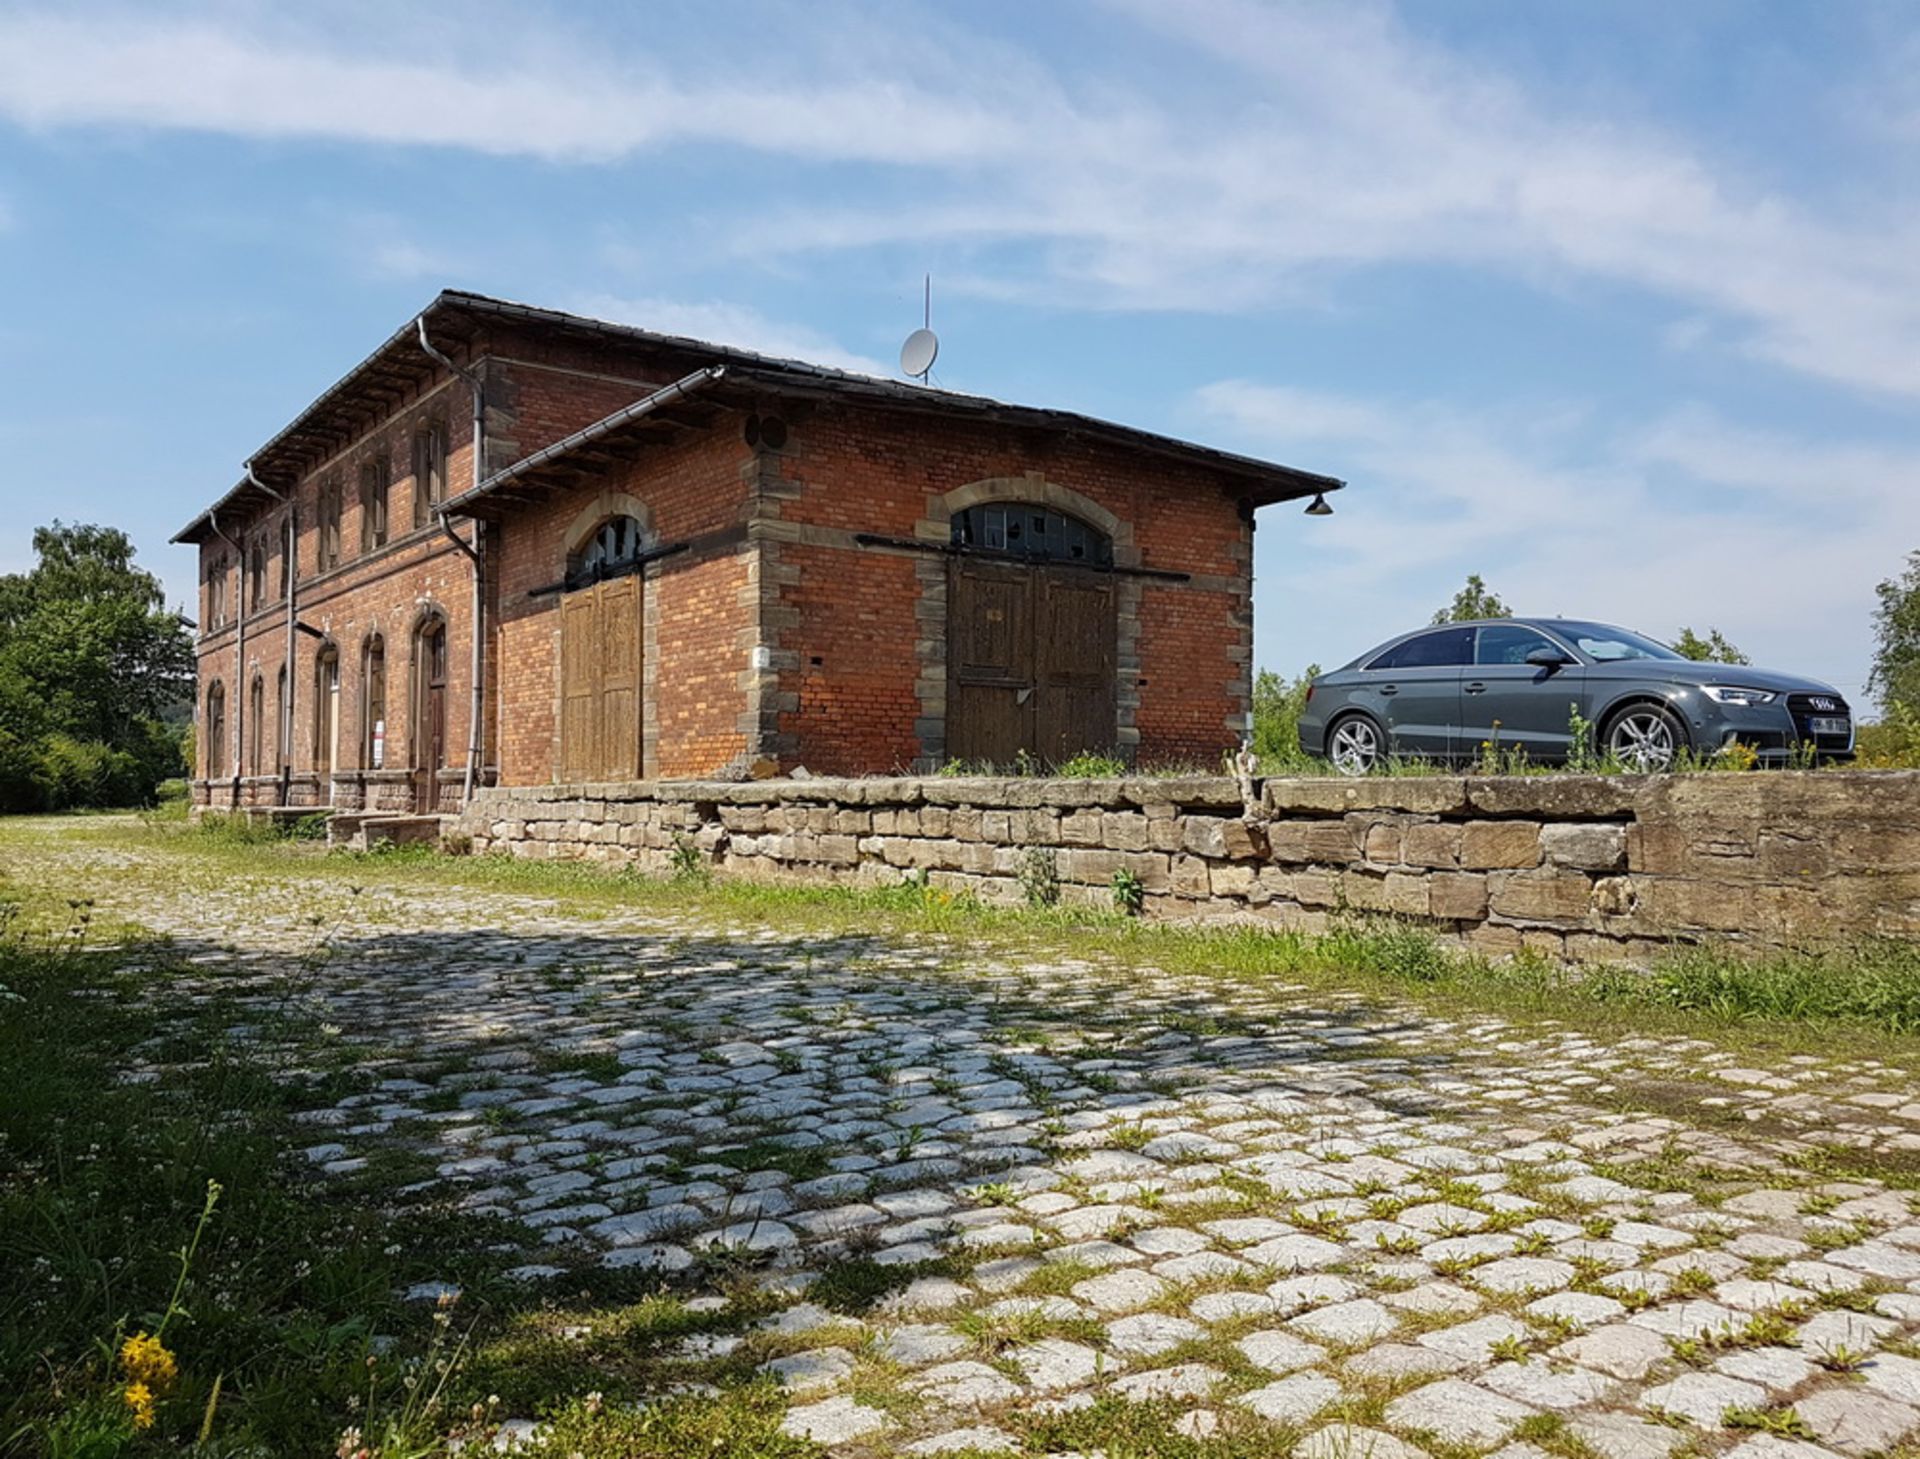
[178,291,1341,814]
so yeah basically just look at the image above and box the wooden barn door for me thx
[947,557,1115,766]
[1033,573,1116,764]
[560,575,644,781]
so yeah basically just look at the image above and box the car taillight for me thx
[1304,683,1315,706]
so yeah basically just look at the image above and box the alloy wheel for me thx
[1329,717,1381,776]
[1607,708,1679,771]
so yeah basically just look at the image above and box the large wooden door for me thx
[947,558,1115,765]
[1034,572,1116,763]
[560,575,644,781]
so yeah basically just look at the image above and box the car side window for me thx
[1369,627,1473,670]
[1475,625,1564,666]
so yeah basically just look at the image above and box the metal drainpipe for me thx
[244,464,294,807]
[416,317,486,809]
[206,508,243,808]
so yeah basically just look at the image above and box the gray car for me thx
[1297,618,1854,774]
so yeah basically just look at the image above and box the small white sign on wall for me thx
[372,720,386,769]
[751,645,772,670]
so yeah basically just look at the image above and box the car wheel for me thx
[1604,701,1687,772]
[1328,714,1383,776]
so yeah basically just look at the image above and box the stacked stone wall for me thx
[457,771,1920,962]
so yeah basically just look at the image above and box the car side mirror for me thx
[1525,647,1572,669]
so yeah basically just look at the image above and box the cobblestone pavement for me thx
[65,845,1920,1456]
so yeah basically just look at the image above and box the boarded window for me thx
[247,538,267,613]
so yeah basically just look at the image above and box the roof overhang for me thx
[175,288,1345,543]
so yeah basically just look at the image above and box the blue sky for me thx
[2,1,1918,704]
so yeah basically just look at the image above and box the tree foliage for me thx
[1250,663,1321,768]
[0,522,194,811]
[1671,626,1750,665]
[1431,574,1510,624]
[1872,551,1920,716]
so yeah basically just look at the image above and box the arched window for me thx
[248,676,265,775]
[363,634,386,769]
[313,643,341,776]
[950,503,1113,567]
[571,515,647,582]
[274,665,287,771]
[205,682,226,779]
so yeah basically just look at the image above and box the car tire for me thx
[1602,700,1688,772]
[1327,713,1384,777]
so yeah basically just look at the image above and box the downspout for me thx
[244,463,294,807]
[416,317,486,809]
[206,508,243,807]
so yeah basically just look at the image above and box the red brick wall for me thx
[764,401,1254,772]
[490,430,753,785]
[778,545,923,775]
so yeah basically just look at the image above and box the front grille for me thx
[1785,692,1853,749]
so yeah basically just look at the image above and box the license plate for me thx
[1809,716,1849,736]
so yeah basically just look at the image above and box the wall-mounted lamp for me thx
[1303,492,1334,517]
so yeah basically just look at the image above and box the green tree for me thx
[0,522,194,811]
[1872,551,1920,715]
[1250,663,1321,768]
[1671,626,1750,665]
[1431,574,1510,624]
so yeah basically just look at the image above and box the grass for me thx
[4,809,1920,1451]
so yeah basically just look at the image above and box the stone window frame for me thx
[910,474,1142,769]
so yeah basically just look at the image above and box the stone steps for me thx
[327,813,454,852]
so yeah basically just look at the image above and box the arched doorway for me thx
[414,616,447,811]
[248,675,265,775]
[362,635,386,770]
[560,515,645,781]
[313,643,341,795]
[947,502,1118,766]
[205,681,226,781]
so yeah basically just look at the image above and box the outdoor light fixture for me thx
[1304,492,1334,516]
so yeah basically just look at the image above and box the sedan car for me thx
[1297,618,1854,774]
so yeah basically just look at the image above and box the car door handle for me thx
[1378,685,1398,696]
[1464,682,1487,694]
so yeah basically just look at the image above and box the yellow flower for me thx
[124,1380,157,1430]
[120,1332,178,1390]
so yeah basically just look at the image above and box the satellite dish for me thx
[900,327,939,379]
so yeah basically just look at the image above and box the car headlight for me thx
[1700,685,1777,706]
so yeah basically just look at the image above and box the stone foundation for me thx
[456,771,1920,961]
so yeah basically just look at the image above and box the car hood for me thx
[1585,660,1843,697]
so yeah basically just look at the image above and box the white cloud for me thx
[4,3,1920,400]
[1201,379,1920,702]
[567,294,890,377]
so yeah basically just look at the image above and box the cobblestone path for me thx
[60,841,1920,1456]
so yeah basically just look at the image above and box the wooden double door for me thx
[947,558,1117,766]
[561,574,643,781]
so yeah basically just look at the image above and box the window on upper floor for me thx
[412,420,448,528]
[360,456,390,552]
[205,556,228,628]
[319,475,344,571]
[247,537,268,614]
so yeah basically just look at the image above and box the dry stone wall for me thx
[457,771,1920,961]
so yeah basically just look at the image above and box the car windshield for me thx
[1554,621,1686,663]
